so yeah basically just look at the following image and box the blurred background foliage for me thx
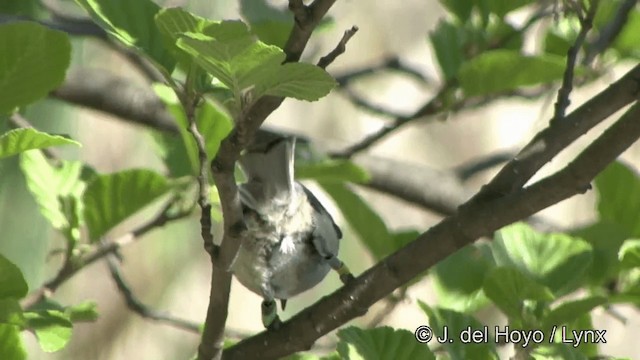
[1,0,640,359]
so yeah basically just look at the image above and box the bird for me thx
[231,136,353,329]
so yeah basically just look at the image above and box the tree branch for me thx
[223,100,640,360]
[197,1,340,359]
[552,0,598,124]
[51,69,178,133]
[317,26,359,69]
[472,63,640,202]
[21,200,191,309]
[354,155,469,216]
[106,255,202,333]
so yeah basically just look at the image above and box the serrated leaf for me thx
[0,254,28,299]
[20,151,87,230]
[459,50,566,96]
[296,160,370,183]
[321,183,392,260]
[419,302,499,359]
[619,239,640,269]
[483,266,554,321]
[83,169,172,240]
[177,28,336,103]
[0,128,80,159]
[594,161,640,237]
[432,243,494,312]
[0,22,70,114]
[492,222,593,296]
[24,310,72,352]
[154,7,216,77]
[75,0,174,72]
[337,326,435,360]
[542,296,607,329]
[0,324,27,360]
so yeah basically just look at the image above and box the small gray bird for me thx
[232,136,352,329]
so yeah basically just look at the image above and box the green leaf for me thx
[154,7,216,76]
[0,22,70,114]
[65,301,99,323]
[0,299,22,326]
[619,239,640,269]
[594,161,640,237]
[572,222,628,286]
[531,343,588,360]
[483,266,554,321]
[544,30,573,57]
[240,0,292,48]
[492,222,593,296]
[296,160,370,183]
[152,84,233,176]
[177,26,336,103]
[0,324,26,360]
[613,9,640,58]
[459,50,566,96]
[484,0,535,18]
[439,0,474,22]
[337,326,435,360]
[419,302,498,360]
[20,151,87,230]
[542,296,607,329]
[75,0,174,72]
[23,310,72,352]
[83,169,172,240]
[429,20,466,81]
[321,183,392,260]
[432,243,494,312]
[0,254,28,299]
[0,0,39,17]
[0,128,80,159]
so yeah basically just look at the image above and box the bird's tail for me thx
[239,137,295,209]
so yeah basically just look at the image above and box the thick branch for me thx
[198,2,340,359]
[51,69,178,133]
[224,101,640,360]
[355,155,469,216]
[473,63,640,202]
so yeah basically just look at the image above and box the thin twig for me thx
[183,93,215,254]
[106,255,202,333]
[455,150,517,181]
[551,0,599,124]
[21,201,191,309]
[584,0,638,65]
[339,87,408,119]
[366,287,408,327]
[197,1,340,359]
[332,88,448,158]
[334,56,431,86]
[317,26,359,69]
[224,99,640,360]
